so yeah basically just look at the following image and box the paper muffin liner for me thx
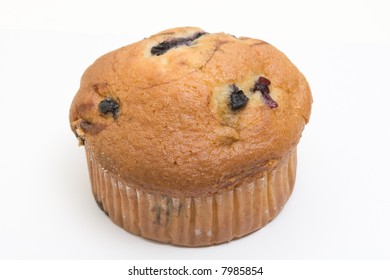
[85,145,297,247]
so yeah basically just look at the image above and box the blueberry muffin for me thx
[69,27,312,246]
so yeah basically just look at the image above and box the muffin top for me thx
[70,27,312,196]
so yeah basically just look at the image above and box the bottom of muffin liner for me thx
[85,145,297,247]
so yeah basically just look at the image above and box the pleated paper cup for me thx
[85,144,297,247]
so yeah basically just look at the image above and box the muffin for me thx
[69,27,312,246]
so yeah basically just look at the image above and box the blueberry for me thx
[98,97,119,118]
[151,32,206,56]
[229,84,248,111]
[257,76,271,86]
[261,93,278,109]
[252,77,278,109]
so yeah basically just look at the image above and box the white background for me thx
[1,0,390,259]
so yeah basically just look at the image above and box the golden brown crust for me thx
[70,27,312,196]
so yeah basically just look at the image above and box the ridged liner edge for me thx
[85,145,297,247]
